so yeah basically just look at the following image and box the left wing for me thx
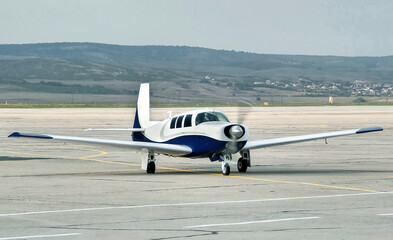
[8,132,192,156]
[243,127,383,150]
[84,128,145,132]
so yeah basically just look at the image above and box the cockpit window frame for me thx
[195,111,230,126]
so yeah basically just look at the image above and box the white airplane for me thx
[9,83,383,175]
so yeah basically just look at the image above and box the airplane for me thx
[8,83,383,175]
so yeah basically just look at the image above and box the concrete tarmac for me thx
[0,106,392,239]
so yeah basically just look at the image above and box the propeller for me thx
[213,97,255,174]
[221,98,252,154]
[235,98,255,124]
[221,98,254,154]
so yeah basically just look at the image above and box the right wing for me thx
[8,132,192,157]
[243,127,383,150]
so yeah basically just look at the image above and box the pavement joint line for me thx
[183,216,320,228]
[0,192,392,218]
[0,149,383,193]
[0,233,81,240]
[378,213,393,216]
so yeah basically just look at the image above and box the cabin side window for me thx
[176,115,184,128]
[184,114,192,127]
[170,117,177,129]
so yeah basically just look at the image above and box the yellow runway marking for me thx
[0,148,381,193]
[219,175,380,193]
[73,147,108,159]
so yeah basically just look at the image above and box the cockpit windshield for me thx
[195,111,230,125]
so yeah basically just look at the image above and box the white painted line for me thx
[1,191,392,217]
[184,216,320,229]
[378,213,393,216]
[0,233,81,240]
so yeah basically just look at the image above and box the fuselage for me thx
[132,109,248,159]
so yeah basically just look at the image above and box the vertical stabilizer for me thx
[133,83,150,129]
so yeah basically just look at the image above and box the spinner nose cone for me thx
[229,125,244,140]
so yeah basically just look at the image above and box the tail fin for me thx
[133,83,151,129]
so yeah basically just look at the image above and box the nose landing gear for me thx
[220,153,232,175]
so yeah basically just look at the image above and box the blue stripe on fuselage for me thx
[132,131,246,158]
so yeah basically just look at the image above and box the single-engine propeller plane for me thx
[9,83,383,175]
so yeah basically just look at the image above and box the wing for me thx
[8,132,192,157]
[84,128,145,132]
[243,127,383,150]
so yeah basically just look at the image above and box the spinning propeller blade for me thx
[236,98,254,124]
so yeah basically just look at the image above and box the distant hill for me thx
[0,42,392,104]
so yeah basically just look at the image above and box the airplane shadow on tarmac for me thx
[4,167,392,178]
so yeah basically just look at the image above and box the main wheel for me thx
[222,163,230,175]
[237,158,248,173]
[146,161,156,174]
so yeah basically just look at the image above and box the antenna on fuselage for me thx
[166,111,172,119]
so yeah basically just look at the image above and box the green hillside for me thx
[0,43,392,104]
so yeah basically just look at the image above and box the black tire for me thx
[237,158,248,173]
[146,161,156,174]
[222,163,230,175]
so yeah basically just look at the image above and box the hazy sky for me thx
[1,0,392,56]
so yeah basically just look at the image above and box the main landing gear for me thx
[141,149,156,174]
[237,149,250,173]
[237,158,248,172]
[146,160,156,174]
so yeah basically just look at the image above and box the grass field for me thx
[1,102,393,108]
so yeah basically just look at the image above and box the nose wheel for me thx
[220,154,232,175]
[222,163,230,175]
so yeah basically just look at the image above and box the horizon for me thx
[1,42,393,58]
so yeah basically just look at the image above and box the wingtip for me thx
[8,132,21,137]
[7,132,53,139]
[356,127,383,134]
